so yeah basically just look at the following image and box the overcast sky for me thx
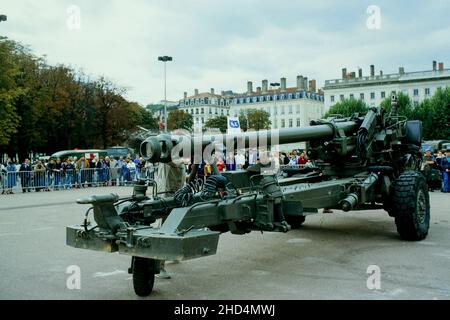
[1,0,450,105]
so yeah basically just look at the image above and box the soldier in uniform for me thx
[154,160,187,278]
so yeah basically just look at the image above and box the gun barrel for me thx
[141,121,359,163]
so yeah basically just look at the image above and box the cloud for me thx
[1,0,449,105]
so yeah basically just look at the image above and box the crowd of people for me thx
[422,149,450,193]
[0,154,155,194]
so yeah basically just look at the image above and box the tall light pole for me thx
[158,55,172,132]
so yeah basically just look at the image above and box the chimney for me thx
[380,70,383,76]
[303,76,309,91]
[262,79,268,93]
[210,88,215,95]
[438,62,444,71]
[358,68,363,78]
[297,75,304,89]
[399,67,405,75]
[370,65,375,77]
[247,81,253,94]
[342,68,347,79]
[350,72,356,79]
[256,87,262,94]
[309,79,316,93]
[221,90,225,96]
[280,77,287,91]
[433,60,437,71]
[183,91,187,99]
[318,88,324,95]
[194,89,199,96]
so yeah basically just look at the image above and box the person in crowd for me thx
[127,157,137,181]
[117,156,125,186]
[136,157,146,179]
[64,158,76,189]
[283,152,291,165]
[109,156,118,186]
[215,154,225,172]
[19,158,33,193]
[45,159,56,191]
[76,156,89,188]
[235,150,246,170]
[103,156,111,186]
[94,157,103,186]
[288,154,298,166]
[441,149,450,193]
[0,162,6,194]
[226,152,235,171]
[5,159,17,194]
[54,158,63,190]
[298,152,308,166]
[33,160,46,192]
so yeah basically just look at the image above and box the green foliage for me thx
[204,115,228,133]
[324,99,368,118]
[167,109,193,131]
[412,88,450,140]
[239,109,271,131]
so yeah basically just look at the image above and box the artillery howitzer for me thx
[66,95,430,296]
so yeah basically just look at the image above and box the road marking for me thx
[93,269,127,277]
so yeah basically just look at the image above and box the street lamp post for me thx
[158,55,173,132]
[0,15,7,22]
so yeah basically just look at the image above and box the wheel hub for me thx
[416,189,427,224]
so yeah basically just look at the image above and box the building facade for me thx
[323,61,450,112]
[230,76,324,130]
[179,89,233,131]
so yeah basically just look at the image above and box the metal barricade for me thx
[1,166,159,194]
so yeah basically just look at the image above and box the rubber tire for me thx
[285,215,306,229]
[392,171,430,241]
[132,257,156,297]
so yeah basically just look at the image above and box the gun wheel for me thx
[132,256,156,296]
[285,215,306,229]
[392,171,430,241]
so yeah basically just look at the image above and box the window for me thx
[296,118,301,127]
[196,117,199,123]
[296,105,300,114]
[195,108,199,114]
[215,108,218,114]
[370,92,375,99]
[274,107,278,115]
[281,119,285,128]
[191,109,194,114]
[360,93,365,100]
[201,117,204,124]
[221,109,224,115]
[227,110,229,116]
[413,89,419,96]
[209,107,212,114]
[281,105,285,115]
[288,105,293,114]
[201,108,204,114]
[381,91,385,98]
[289,119,293,127]
[425,88,430,95]
[340,94,344,101]
[330,95,335,102]
[349,94,354,99]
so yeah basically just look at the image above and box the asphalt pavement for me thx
[0,186,449,300]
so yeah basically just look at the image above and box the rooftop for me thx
[325,67,450,89]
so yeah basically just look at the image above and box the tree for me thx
[0,37,22,147]
[239,109,271,131]
[324,99,368,118]
[412,88,450,140]
[167,109,193,131]
[204,115,227,133]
